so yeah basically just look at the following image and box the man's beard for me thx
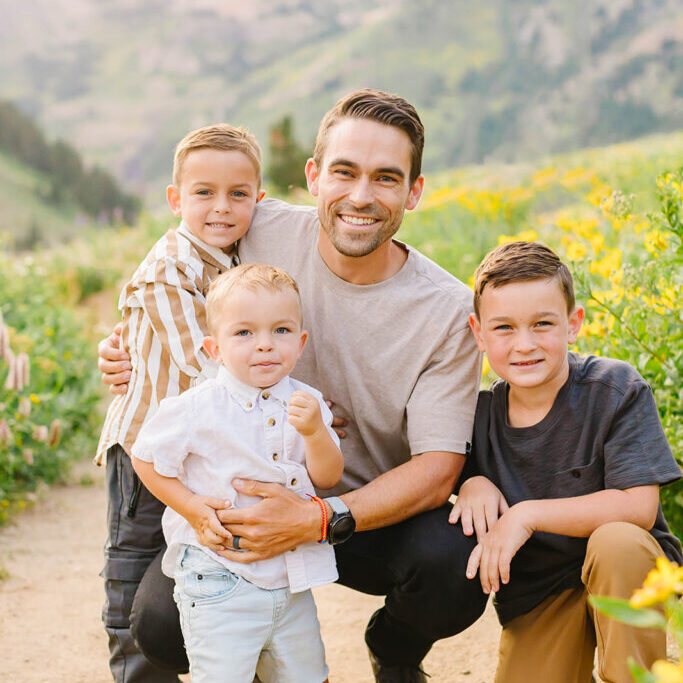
[318,202,404,258]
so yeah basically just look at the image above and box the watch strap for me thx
[325,496,349,516]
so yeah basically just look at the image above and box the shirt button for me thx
[290,478,297,486]
[262,391,270,399]
[246,401,252,409]
[290,547,296,552]
[571,469,581,478]
[268,418,276,426]
[272,453,279,461]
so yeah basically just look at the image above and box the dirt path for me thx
[0,463,501,682]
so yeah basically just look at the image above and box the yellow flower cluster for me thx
[497,230,538,245]
[629,557,683,608]
[651,660,683,683]
[644,228,672,257]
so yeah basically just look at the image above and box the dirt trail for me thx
[0,463,500,683]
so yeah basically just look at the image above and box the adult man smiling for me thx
[99,89,487,682]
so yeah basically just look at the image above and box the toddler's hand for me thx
[185,495,232,552]
[449,475,509,542]
[288,390,324,437]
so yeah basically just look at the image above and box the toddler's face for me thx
[204,287,307,389]
[167,148,263,250]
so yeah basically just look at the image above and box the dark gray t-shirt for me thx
[469,352,682,625]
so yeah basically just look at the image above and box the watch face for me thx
[330,515,356,544]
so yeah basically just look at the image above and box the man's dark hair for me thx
[313,89,425,184]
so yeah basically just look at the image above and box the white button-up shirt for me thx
[132,365,339,592]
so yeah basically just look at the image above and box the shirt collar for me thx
[177,221,238,271]
[216,365,292,411]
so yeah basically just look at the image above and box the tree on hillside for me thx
[267,115,309,194]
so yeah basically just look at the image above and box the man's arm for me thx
[467,485,660,594]
[215,449,463,563]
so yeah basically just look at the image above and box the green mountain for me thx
[2,0,681,196]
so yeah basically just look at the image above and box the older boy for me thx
[452,241,682,682]
[97,124,264,682]
[132,264,342,683]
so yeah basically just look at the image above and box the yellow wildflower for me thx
[589,248,622,279]
[587,231,605,254]
[644,229,671,257]
[586,185,612,208]
[629,557,683,608]
[651,659,683,683]
[531,167,557,189]
[29,394,41,404]
[566,241,588,260]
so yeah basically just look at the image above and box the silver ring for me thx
[232,535,241,550]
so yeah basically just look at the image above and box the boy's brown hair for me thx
[473,241,575,317]
[206,263,302,334]
[313,88,425,184]
[172,123,262,188]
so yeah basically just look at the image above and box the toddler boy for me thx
[132,263,343,683]
[96,124,264,681]
[451,241,682,683]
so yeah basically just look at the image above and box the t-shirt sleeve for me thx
[130,394,193,478]
[406,321,481,456]
[603,380,681,489]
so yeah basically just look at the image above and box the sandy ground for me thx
[0,462,501,683]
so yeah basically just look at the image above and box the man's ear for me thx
[468,313,486,352]
[166,185,182,216]
[567,306,585,344]
[304,158,319,197]
[405,175,425,211]
[202,336,221,363]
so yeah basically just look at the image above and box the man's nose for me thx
[347,177,374,207]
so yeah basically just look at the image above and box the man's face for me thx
[305,118,423,258]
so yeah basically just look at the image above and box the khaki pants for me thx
[495,522,666,683]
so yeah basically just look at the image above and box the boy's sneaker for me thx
[368,649,430,682]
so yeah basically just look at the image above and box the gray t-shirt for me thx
[469,352,682,625]
[239,198,481,495]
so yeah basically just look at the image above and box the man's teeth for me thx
[340,215,376,226]
[514,360,541,365]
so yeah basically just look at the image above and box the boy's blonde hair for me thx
[206,264,302,334]
[172,123,262,188]
[473,241,575,317]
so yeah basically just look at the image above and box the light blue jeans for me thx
[173,545,328,683]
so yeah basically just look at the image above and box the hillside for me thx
[1,0,681,196]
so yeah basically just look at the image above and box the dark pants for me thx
[130,502,488,670]
[102,445,187,682]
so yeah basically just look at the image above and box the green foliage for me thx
[588,596,666,629]
[0,253,102,521]
[0,100,140,225]
[267,116,310,193]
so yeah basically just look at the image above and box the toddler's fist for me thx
[288,390,323,436]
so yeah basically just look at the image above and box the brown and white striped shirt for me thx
[95,222,237,465]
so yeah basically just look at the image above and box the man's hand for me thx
[465,503,534,594]
[215,479,321,563]
[325,399,347,439]
[98,322,131,395]
[184,495,233,553]
[288,390,324,436]
[449,475,509,541]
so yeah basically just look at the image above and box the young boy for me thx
[450,241,682,683]
[96,124,265,682]
[131,264,343,683]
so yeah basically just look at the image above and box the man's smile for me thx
[338,214,378,226]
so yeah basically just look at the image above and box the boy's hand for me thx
[466,502,534,594]
[288,390,324,437]
[449,476,509,542]
[184,495,233,552]
[98,322,131,395]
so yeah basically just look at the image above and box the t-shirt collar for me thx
[216,365,292,411]
[177,221,237,271]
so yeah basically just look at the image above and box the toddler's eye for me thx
[196,189,211,196]
[235,329,250,337]
[274,327,290,334]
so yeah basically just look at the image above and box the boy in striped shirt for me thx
[96,124,264,683]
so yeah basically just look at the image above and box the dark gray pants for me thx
[102,444,184,682]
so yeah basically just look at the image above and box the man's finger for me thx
[98,357,132,374]
[332,428,346,439]
[232,478,286,499]
[499,550,512,586]
[461,506,474,537]
[331,416,347,427]
[499,497,510,515]
[101,370,131,386]
[466,544,482,580]
[484,502,499,534]
[109,383,128,396]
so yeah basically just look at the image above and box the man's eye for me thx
[334,169,353,177]
[377,175,397,183]
[274,327,290,334]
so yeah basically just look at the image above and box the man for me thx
[99,89,488,682]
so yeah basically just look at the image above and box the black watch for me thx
[324,497,356,545]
